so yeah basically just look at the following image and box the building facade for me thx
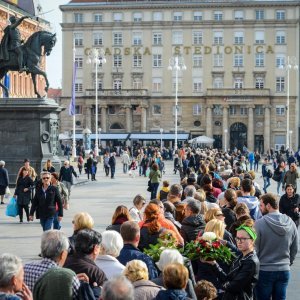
[60,0,300,152]
[0,0,49,98]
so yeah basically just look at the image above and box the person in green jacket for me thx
[149,163,161,200]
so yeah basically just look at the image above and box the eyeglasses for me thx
[235,237,251,243]
[42,177,50,180]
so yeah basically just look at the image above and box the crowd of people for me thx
[0,145,299,300]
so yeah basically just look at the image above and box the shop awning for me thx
[129,133,189,140]
[73,133,129,140]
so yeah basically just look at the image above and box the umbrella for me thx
[188,135,215,144]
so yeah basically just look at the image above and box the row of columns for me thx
[84,104,148,133]
[206,105,271,152]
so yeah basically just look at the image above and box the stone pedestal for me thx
[0,98,63,183]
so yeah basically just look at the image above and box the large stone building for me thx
[0,0,49,98]
[60,0,299,152]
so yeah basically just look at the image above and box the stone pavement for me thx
[0,159,299,298]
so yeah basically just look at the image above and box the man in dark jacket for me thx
[180,200,205,243]
[0,160,9,204]
[29,171,63,231]
[118,221,158,280]
[108,152,116,179]
[64,229,107,294]
[59,160,78,201]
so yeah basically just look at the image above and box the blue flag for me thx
[69,62,77,116]
[3,73,10,97]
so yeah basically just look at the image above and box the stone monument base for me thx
[0,98,63,184]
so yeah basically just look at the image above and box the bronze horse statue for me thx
[0,31,56,98]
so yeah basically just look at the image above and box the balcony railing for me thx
[85,89,149,97]
[206,88,271,97]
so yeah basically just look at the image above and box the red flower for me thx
[212,241,221,249]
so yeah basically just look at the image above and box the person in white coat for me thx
[129,194,146,222]
[121,151,131,174]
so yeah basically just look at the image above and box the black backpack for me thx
[267,169,273,178]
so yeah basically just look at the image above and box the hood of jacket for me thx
[238,196,259,210]
[263,212,295,236]
[182,214,205,227]
[156,289,188,300]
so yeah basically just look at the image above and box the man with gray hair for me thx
[101,275,134,300]
[24,230,82,296]
[180,199,205,243]
[182,185,196,203]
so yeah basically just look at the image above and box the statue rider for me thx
[0,15,30,72]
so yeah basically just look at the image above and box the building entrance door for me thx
[230,122,247,150]
[213,135,222,149]
[254,135,264,153]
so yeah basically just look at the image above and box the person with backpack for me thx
[262,158,271,194]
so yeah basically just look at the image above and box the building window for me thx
[172,31,183,44]
[234,54,244,67]
[74,33,83,46]
[229,105,237,115]
[74,13,83,23]
[194,11,202,21]
[276,31,286,44]
[275,135,286,150]
[276,55,285,68]
[213,77,223,88]
[276,10,285,20]
[75,105,82,114]
[132,32,142,45]
[214,11,223,21]
[255,31,264,44]
[152,78,162,92]
[113,13,123,22]
[255,53,264,67]
[276,105,285,115]
[213,105,223,115]
[93,32,103,46]
[153,33,162,45]
[213,54,223,67]
[113,79,122,90]
[172,105,182,116]
[234,77,243,89]
[113,32,123,45]
[213,32,223,45]
[193,55,203,68]
[173,12,183,21]
[240,107,248,115]
[276,77,285,92]
[133,12,142,22]
[153,11,163,21]
[193,78,202,93]
[113,55,122,67]
[153,104,161,114]
[255,77,264,89]
[255,105,264,115]
[133,78,142,89]
[194,120,201,127]
[75,57,83,68]
[234,32,244,44]
[75,83,83,93]
[255,10,264,20]
[153,54,162,67]
[193,31,203,45]
[132,55,142,68]
[172,78,183,92]
[193,104,202,115]
[108,106,116,115]
[234,10,244,20]
[94,14,102,23]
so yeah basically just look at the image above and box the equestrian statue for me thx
[0,15,56,98]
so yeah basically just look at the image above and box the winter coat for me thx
[155,289,192,300]
[139,225,165,251]
[59,166,77,185]
[133,280,162,300]
[283,170,299,189]
[180,215,206,243]
[14,176,34,205]
[222,206,237,229]
[279,193,300,226]
[0,167,9,188]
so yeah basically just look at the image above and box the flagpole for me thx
[72,41,76,159]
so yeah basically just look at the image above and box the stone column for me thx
[247,105,254,151]
[100,105,107,132]
[141,105,148,133]
[264,105,271,154]
[222,105,229,151]
[206,105,213,137]
[125,105,132,132]
[85,106,92,130]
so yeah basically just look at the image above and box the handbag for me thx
[147,180,152,192]
[5,197,19,217]
[4,186,11,199]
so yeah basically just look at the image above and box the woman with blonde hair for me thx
[123,260,161,300]
[42,159,55,173]
[106,205,132,233]
[68,212,94,254]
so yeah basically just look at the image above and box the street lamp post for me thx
[289,130,293,151]
[98,127,102,154]
[86,48,106,157]
[224,129,228,152]
[160,128,163,152]
[280,56,298,150]
[168,56,186,152]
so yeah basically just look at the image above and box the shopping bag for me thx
[146,168,150,177]
[4,186,11,199]
[5,197,18,217]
